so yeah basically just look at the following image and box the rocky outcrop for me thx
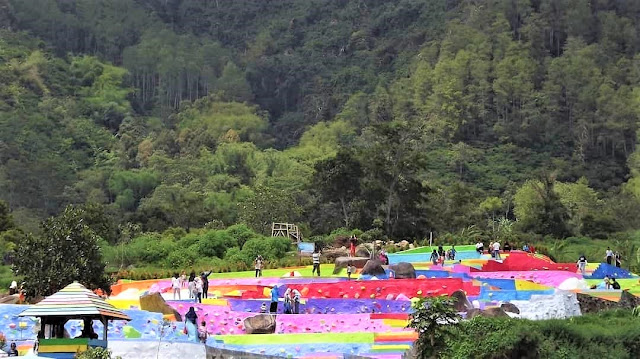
[577,290,640,314]
[0,294,19,304]
[139,292,182,321]
[243,314,276,334]
[332,256,369,274]
[389,262,416,279]
[467,307,509,318]
[450,290,473,312]
[360,259,386,277]
[500,302,520,314]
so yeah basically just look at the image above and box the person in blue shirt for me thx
[270,285,280,313]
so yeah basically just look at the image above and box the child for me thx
[260,302,267,313]
[198,321,208,343]
[347,261,355,281]
[283,288,292,314]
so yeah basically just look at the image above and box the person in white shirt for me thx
[312,249,321,276]
[171,273,181,300]
[194,276,203,303]
[493,241,501,260]
[9,280,17,295]
[605,247,614,265]
[291,288,301,314]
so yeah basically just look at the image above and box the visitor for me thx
[347,261,355,280]
[260,302,267,313]
[504,242,511,252]
[610,278,621,290]
[522,243,530,252]
[180,271,187,288]
[605,247,614,265]
[201,270,212,299]
[449,245,457,260]
[615,252,622,268]
[604,276,611,289]
[7,342,18,356]
[378,250,388,265]
[476,242,484,253]
[9,280,17,295]
[188,271,196,299]
[270,285,280,313]
[194,276,203,303]
[349,235,357,257]
[172,273,181,300]
[430,249,439,265]
[254,255,264,278]
[81,318,98,339]
[437,245,445,262]
[529,244,536,253]
[292,288,301,314]
[283,288,292,314]
[184,307,198,342]
[312,249,321,276]
[198,321,208,343]
[493,241,501,260]
[576,255,588,276]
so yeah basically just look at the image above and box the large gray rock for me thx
[450,290,473,312]
[140,292,182,321]
[389,262,416,279]
[467,307,509,318]
[501,302,520,314]
[360,259,386,277]
[243,314,276,334]
[332,256,369,274]
[0,294,19,304]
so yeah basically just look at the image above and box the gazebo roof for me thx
[19,282,131,321]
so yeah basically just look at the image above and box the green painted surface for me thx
[214,332,374,345]
[41,338,89,345]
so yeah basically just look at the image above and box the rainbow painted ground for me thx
[1,247,638,358]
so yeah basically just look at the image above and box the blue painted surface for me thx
[477,288,555,301]
[590,263,635,279]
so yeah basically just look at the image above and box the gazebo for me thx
[18,281,130,358]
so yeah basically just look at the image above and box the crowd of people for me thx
[170,270,212,302]
[429,245,458,265]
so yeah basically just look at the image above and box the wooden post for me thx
[101,316,107,342]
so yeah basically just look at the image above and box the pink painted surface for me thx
[275,314,411,334]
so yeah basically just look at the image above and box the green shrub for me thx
[75,347,121,359]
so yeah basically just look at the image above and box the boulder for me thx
[389,262,416,279]
[332,256,370,274]
[0,294,19,304]
[139,292,182,321]
[355,245,371,258]
[244,314,276,334]
[577,291,640,314]
[450,290,473,312]
[501,302,520,314]
[360,259,386,277]
[466,307,509,318]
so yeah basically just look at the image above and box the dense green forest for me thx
[3,0,640,271]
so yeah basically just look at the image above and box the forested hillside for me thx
[3,0,640,251]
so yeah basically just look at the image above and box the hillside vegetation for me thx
[2,0,640,274]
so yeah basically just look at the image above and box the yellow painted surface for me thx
[381,319,408,327]
[515,280,551,290]
[106,298,140,309]
[39,344,88,353]
[371,344,411,350]
[201,298,228,305]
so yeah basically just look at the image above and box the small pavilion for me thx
[18,281,130,358]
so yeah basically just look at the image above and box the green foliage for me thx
[443,310,640,359]
[12,205,111,298]
[76,347,121,359]
[408,296,460,358]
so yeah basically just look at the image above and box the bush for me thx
[76,347,121,359]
